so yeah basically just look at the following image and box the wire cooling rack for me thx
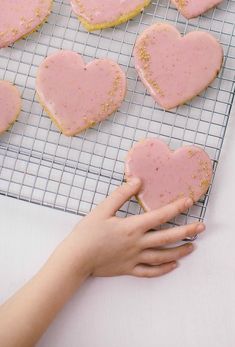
[0,0,235,224]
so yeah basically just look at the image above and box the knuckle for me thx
[126,229,137,239]
[149,254,157,264]
[162,234,172,244]
[176,205,182,215]
[143,251,159,264]
[140,252,147,263]
[135,223,145,234]
[175,199,187,214]
[177,203,185,214]
[158,214,168,225]
[136,239,144,251]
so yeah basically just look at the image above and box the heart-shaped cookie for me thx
[70,0,151,31]
[36,50,126,136]
[0,0,52,48]
[134,23,223,110]
[0,81,21,134]
[125,138,212,211]
[171,0,223,19]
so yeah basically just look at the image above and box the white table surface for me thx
[1,109,235,347]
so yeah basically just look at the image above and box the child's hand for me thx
[0,178,206,347]
[66,178,205,278]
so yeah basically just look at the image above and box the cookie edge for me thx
[75,0,151,32]
[171,0,223,19]
[0,81,21,134]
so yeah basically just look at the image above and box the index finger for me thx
[130,198,194,232]
[93,177,142,218]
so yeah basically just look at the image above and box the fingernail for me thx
[187,243,194,251]
[196,223,206,233]
[185,198,193,209]
[128,177,141,186]
[172,262,178,269]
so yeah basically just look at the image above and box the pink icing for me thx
[134,23,223,110]
[0,0,52,48]
[0,81,21,134]
[171,0,223,19]
[36,50,126,136]
[125,138,212,211]
[71,0,150,25]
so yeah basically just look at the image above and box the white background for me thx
[1,109,235,347]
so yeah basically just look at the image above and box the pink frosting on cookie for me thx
[125,138,213,211]
[36,50,126,136]
[134,23,223,110]
[71,0,150,25]
[0,81,21,134]
[0,0,52,48]
[171,0,223,19]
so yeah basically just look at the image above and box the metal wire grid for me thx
[0,0,234,224]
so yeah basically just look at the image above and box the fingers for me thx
[139,243,194,266]
[132,262,177,278]
[132,241,196,278]
[142,222,205,248]
[94,177,142,217]
[130,198,193,232]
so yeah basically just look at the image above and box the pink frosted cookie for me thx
[36,50,126,136]
[125,138,213,211]
[134,23,223,110]
[70,0,151,31]
[0,81,21,134]
[171,0,223,19]
[0,0,52,48]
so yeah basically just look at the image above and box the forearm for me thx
[0,237,89,347]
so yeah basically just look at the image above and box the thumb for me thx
[95,177,142,217]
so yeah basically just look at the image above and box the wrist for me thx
[49,234,92,284]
